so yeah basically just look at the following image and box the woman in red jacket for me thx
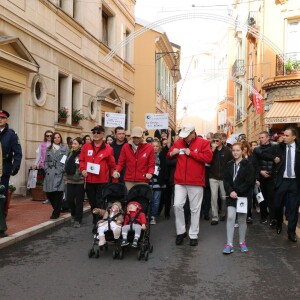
[79,125,116,225]
[113,127,155,190]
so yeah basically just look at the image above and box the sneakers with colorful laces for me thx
[223,244,234,254]
[240,242,249,252]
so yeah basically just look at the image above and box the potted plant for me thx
[71,109,86,126]
[285,58,293,75]
[58,107,69,123]
[292,59,300,74]
[248,17,256,26]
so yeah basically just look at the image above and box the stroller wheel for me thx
[137,250,142,261]
[144,251,149,261]
[88,249,94,258]
[119,249,124,260]
[112,250,118,259]
[95,250,100,259]
[150,245,154,253]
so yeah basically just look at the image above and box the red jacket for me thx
[124,201,147,225]
[79,142,115,183]
[167,137,213,186]
[116,142,155,183]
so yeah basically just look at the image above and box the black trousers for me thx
[201,185,211,218]
[0,174,9,232]
[259,177,275,220]
[85,183,106,224]
[275,178,299,234]
[67,183,85,223]
[159,184,173,217]
[47,191,64,218]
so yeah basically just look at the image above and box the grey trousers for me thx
[226,206,247,245]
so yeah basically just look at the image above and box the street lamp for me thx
[155,51,180,77]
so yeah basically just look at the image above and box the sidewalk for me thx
[0,195,90,249]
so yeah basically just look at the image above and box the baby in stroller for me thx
[121,201,147,248]
[93,201,124,246]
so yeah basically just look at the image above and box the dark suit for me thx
[274,141,300,235]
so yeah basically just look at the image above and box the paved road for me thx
[1,212,300,300]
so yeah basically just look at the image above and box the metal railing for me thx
[232,59,246,77]
[276,52,300,76]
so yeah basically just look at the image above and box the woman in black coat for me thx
[222,142,255,254]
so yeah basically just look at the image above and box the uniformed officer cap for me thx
[0,110,9,118]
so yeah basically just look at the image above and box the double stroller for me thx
[88,183,153,261]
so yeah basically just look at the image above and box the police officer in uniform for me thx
[0,110,22,237]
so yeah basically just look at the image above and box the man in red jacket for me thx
[79,125,116,225]
[113,126,155,190]
[168,124,213,246]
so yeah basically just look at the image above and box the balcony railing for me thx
[232,59,246,77]
[276,52,300,76]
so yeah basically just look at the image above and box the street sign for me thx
[104,112,125,127]
[145,113,169,130]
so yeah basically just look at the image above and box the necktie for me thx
[287,145,292,177]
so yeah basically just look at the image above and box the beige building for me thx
[134,21,181,135]
[0,0,135,194]
[232,0,300,141]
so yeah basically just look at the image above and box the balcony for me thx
[276,53,300,76]
[232,59,246,77]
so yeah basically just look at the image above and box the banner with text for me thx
[104,112,125,128]
[253,89,262,114]
[145,113,169,130]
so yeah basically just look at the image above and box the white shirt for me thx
[283,142,296,178]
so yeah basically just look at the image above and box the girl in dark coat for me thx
[223,142,255,254]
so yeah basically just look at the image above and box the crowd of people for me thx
[0,110,299,256]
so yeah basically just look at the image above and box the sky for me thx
[135,0,235,122]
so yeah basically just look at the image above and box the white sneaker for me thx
[150,217,156,225]
[43,199,49,204]
[234,223,239,228]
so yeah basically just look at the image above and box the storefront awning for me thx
[265,101,300,124]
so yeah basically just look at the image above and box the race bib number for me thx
[87,162,100,174]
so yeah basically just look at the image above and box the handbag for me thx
[256,187,264,203]
[27,169,38,189]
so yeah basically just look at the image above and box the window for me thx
[124,103,130,130]
[124,29,131,62]
[58,73,68,115]
[102,11,109,46]
[101,5,114,48]
[72,78,82,115]
[286,19,300,60]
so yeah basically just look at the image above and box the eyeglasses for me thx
[46,135,52,137]
[212,139,220,143]
[92,131,103,134]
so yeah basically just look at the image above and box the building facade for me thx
[134,21,180,135]
[0,0,135,193]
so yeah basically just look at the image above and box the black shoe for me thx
[220,216,226,222]
[247,217,253,224]
[276,225,282,235]
[50,215,59,220]
[270,219,277,227]
[288,233,297,243]
[0,232,8,238]
[190,239,198,246]
[260,218,267,224]
[175,233,187,245]
[211,220,218,225]
[204,215,210,221]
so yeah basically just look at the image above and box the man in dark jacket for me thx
[274,127,300,242]
[252,131,279,225]
[209,133,233,225]
[0,110,22,237]
[110,126,127,183]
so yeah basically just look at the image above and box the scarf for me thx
[65,149,81,175]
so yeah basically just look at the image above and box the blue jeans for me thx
[151,189,161,217]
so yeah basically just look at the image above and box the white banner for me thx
[145,113,169,130]
[104,112,125,128]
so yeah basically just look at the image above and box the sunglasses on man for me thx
[92,131,103,134]
[212,139,220,143]
[46,134,52,137]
